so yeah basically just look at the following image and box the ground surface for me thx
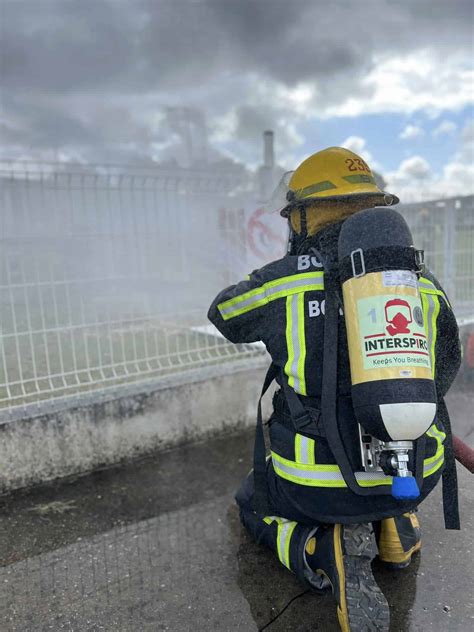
[0,387,472,632]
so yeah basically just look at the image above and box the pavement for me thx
[0,386,472,632]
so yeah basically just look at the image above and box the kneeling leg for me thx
[235,472,327,591]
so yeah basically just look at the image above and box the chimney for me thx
[263,130,274,169]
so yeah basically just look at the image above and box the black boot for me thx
[305,523,390,632]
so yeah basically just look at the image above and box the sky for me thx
[1,0,473,201]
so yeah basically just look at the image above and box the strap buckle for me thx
[292,411,313,433]
[414,247,425,275]
[350,248,366,277]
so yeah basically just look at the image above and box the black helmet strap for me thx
[299,204,307,238]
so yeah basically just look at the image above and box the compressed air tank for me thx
[338,208,437,443]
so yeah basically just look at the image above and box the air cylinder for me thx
[338,208,437,444]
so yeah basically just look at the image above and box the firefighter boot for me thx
[305,523,389,632]
[375,512,421,569]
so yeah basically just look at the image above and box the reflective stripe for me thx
[272,451,392,487]
[419,278,450,306]
[271,428,445,488]
[418,277,438,291]
[278,520,297,569]
[264,273,324,299]
[263,516,298,570]
[421,292,440,375]
[427,423,446,443]
[424,450,445,477]
[263,515,283,525]
[425,423,446,475]
[294,180,336,199]
[295,433,315,465]
[218,272,324,320]
[218,288,266,319]
[342,174,376,185]
[284,293,307,395]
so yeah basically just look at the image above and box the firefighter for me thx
[208,147,461,632]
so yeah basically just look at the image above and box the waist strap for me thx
[273,390,325,438]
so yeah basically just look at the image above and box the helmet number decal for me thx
[345,158,370,172]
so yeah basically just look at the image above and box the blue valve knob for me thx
[392,476,420,500]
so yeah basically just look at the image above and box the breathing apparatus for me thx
[280,148,434,501]
[338,208,434,500]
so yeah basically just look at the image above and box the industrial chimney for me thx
[263,130,274,169]
[258,130,276,201]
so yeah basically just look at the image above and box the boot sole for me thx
[337,523,390,632]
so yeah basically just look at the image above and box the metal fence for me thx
[398,196,474,321]
[0,162,264,415]
[1,161,472,417]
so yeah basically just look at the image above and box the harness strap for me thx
[253,363,323,514]
[321,269,367,494]
[252,363,278,514]
[339,246,420,283]
[280,373,323,438]
[437,398,461,529]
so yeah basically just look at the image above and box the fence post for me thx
[443,200,456,302]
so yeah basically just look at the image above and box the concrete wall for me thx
[0,359,272,493]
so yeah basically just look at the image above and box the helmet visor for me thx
[267,170,294,216]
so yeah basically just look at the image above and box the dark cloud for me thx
[0,0,472,163]
[1,1,136,92]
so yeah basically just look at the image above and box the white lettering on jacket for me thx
[297,255,323,270]
[308,300,344,317]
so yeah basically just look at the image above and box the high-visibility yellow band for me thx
[284,293,307,395]
[296,293,306,395]
[430,295,440,375]
[419,278,451,308]
[263,515,285,525]
[421,291,440,375]
[272,422,445,488]
[263,515,298,570]
[294,433,315,465]
[218,272,324,320]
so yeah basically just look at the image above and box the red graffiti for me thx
[247,207,286,261]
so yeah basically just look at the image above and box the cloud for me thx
[442,119,474,194]
[340,136,379,168]
[387,120,474,201]
[321,50,473,119]
[460,118,474,146]
[399,125,425,140]
[432,120,458,137]
[1,0,473,165]
[391,156,431,182]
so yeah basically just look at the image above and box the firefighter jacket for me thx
[208,222,461,523]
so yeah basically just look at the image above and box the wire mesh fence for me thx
[398,196,474,321]
[0,161,265,415]
[1,161,472,416]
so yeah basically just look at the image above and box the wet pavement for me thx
[0,388,473,632]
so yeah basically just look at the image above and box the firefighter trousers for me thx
[236,467,422,588]
[235,468,326,589]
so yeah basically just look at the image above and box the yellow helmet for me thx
[280,147,399,217]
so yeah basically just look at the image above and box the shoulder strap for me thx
[252,363,278,514]
[320,269,370,494]
[437,397,461,530]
